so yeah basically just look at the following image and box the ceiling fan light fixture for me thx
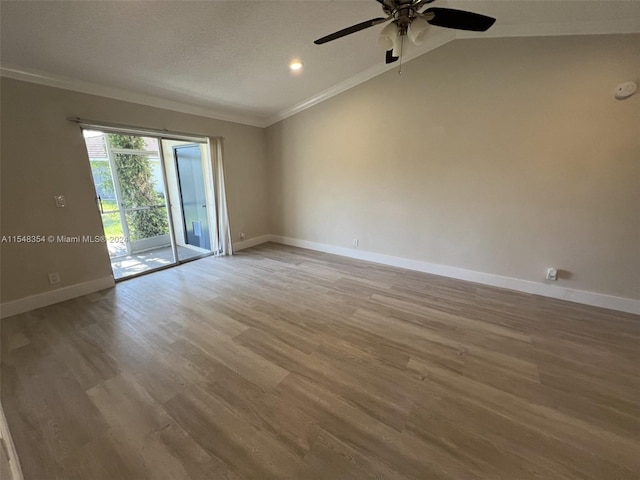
[409,17,429,46]
[377,22,398,50]
[391,31,403,58]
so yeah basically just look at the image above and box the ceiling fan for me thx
[314,0,496,64]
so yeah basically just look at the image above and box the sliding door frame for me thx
[156,140,181,268]
[103,136,133,256]
[80,121,218,282]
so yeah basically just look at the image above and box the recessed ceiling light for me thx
[289,60,303,72]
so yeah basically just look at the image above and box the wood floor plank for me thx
[210,297,324,354]
[1,243,638,480]
[168,338,319,459]
[86,374,217,480]
[276,373,485,480]
[164,384,307,479]
[5,346,109,468]
[235,327,414,432]
[86,373,173,447]
[303,429,411,480]
[175,326,289,391]
[407,357,640,478]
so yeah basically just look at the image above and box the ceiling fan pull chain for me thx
[398,34,404,75]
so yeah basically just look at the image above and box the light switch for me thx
[54,195,66,208]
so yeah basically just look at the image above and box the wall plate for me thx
[54,194,66,207]
[615,81,637,100]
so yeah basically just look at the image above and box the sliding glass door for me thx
[85,129,214,280]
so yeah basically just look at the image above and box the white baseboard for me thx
[2,237,636,318]
[0,402,24,480]
[233,234,272,252]
[0,276,115,319]
[0,234,270,319]
[269,235,640,315]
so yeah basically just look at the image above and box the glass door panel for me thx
[175,145,209,248]
[85,131,130,259]
[112,151,171,254]
[168,142,213,262]
[106,134,175,278]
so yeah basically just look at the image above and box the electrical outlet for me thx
[352,238,359,247]
[546,268,557,281]
[48,272,61,285]
[239,232,246,240]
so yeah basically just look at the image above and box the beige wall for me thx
[0,79,269,303]
[267,35,640,300]
[2,34,638,306]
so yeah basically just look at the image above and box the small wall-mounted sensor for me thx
[546,268,558,281]
[54,194,66,208]
[615,81,637,100]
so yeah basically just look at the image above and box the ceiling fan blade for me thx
[314,17,388,45]
[424,7,496,32]
[386,50,399,64]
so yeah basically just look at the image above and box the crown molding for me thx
[5,31,636,131]
[0,65,268,128]
[265,32,456,127]
[456,22,640,40]
[2,39,456,131]
[265,30,640,127]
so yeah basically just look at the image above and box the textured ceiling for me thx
[1,1,639,126]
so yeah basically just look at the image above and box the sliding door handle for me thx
[97,196,104,214]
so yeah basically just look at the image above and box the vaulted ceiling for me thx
[1,1,639,126]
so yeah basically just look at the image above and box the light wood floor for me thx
[2,243,639,479]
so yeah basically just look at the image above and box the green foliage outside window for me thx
[108,134,169,240]
[90,160,115,199]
